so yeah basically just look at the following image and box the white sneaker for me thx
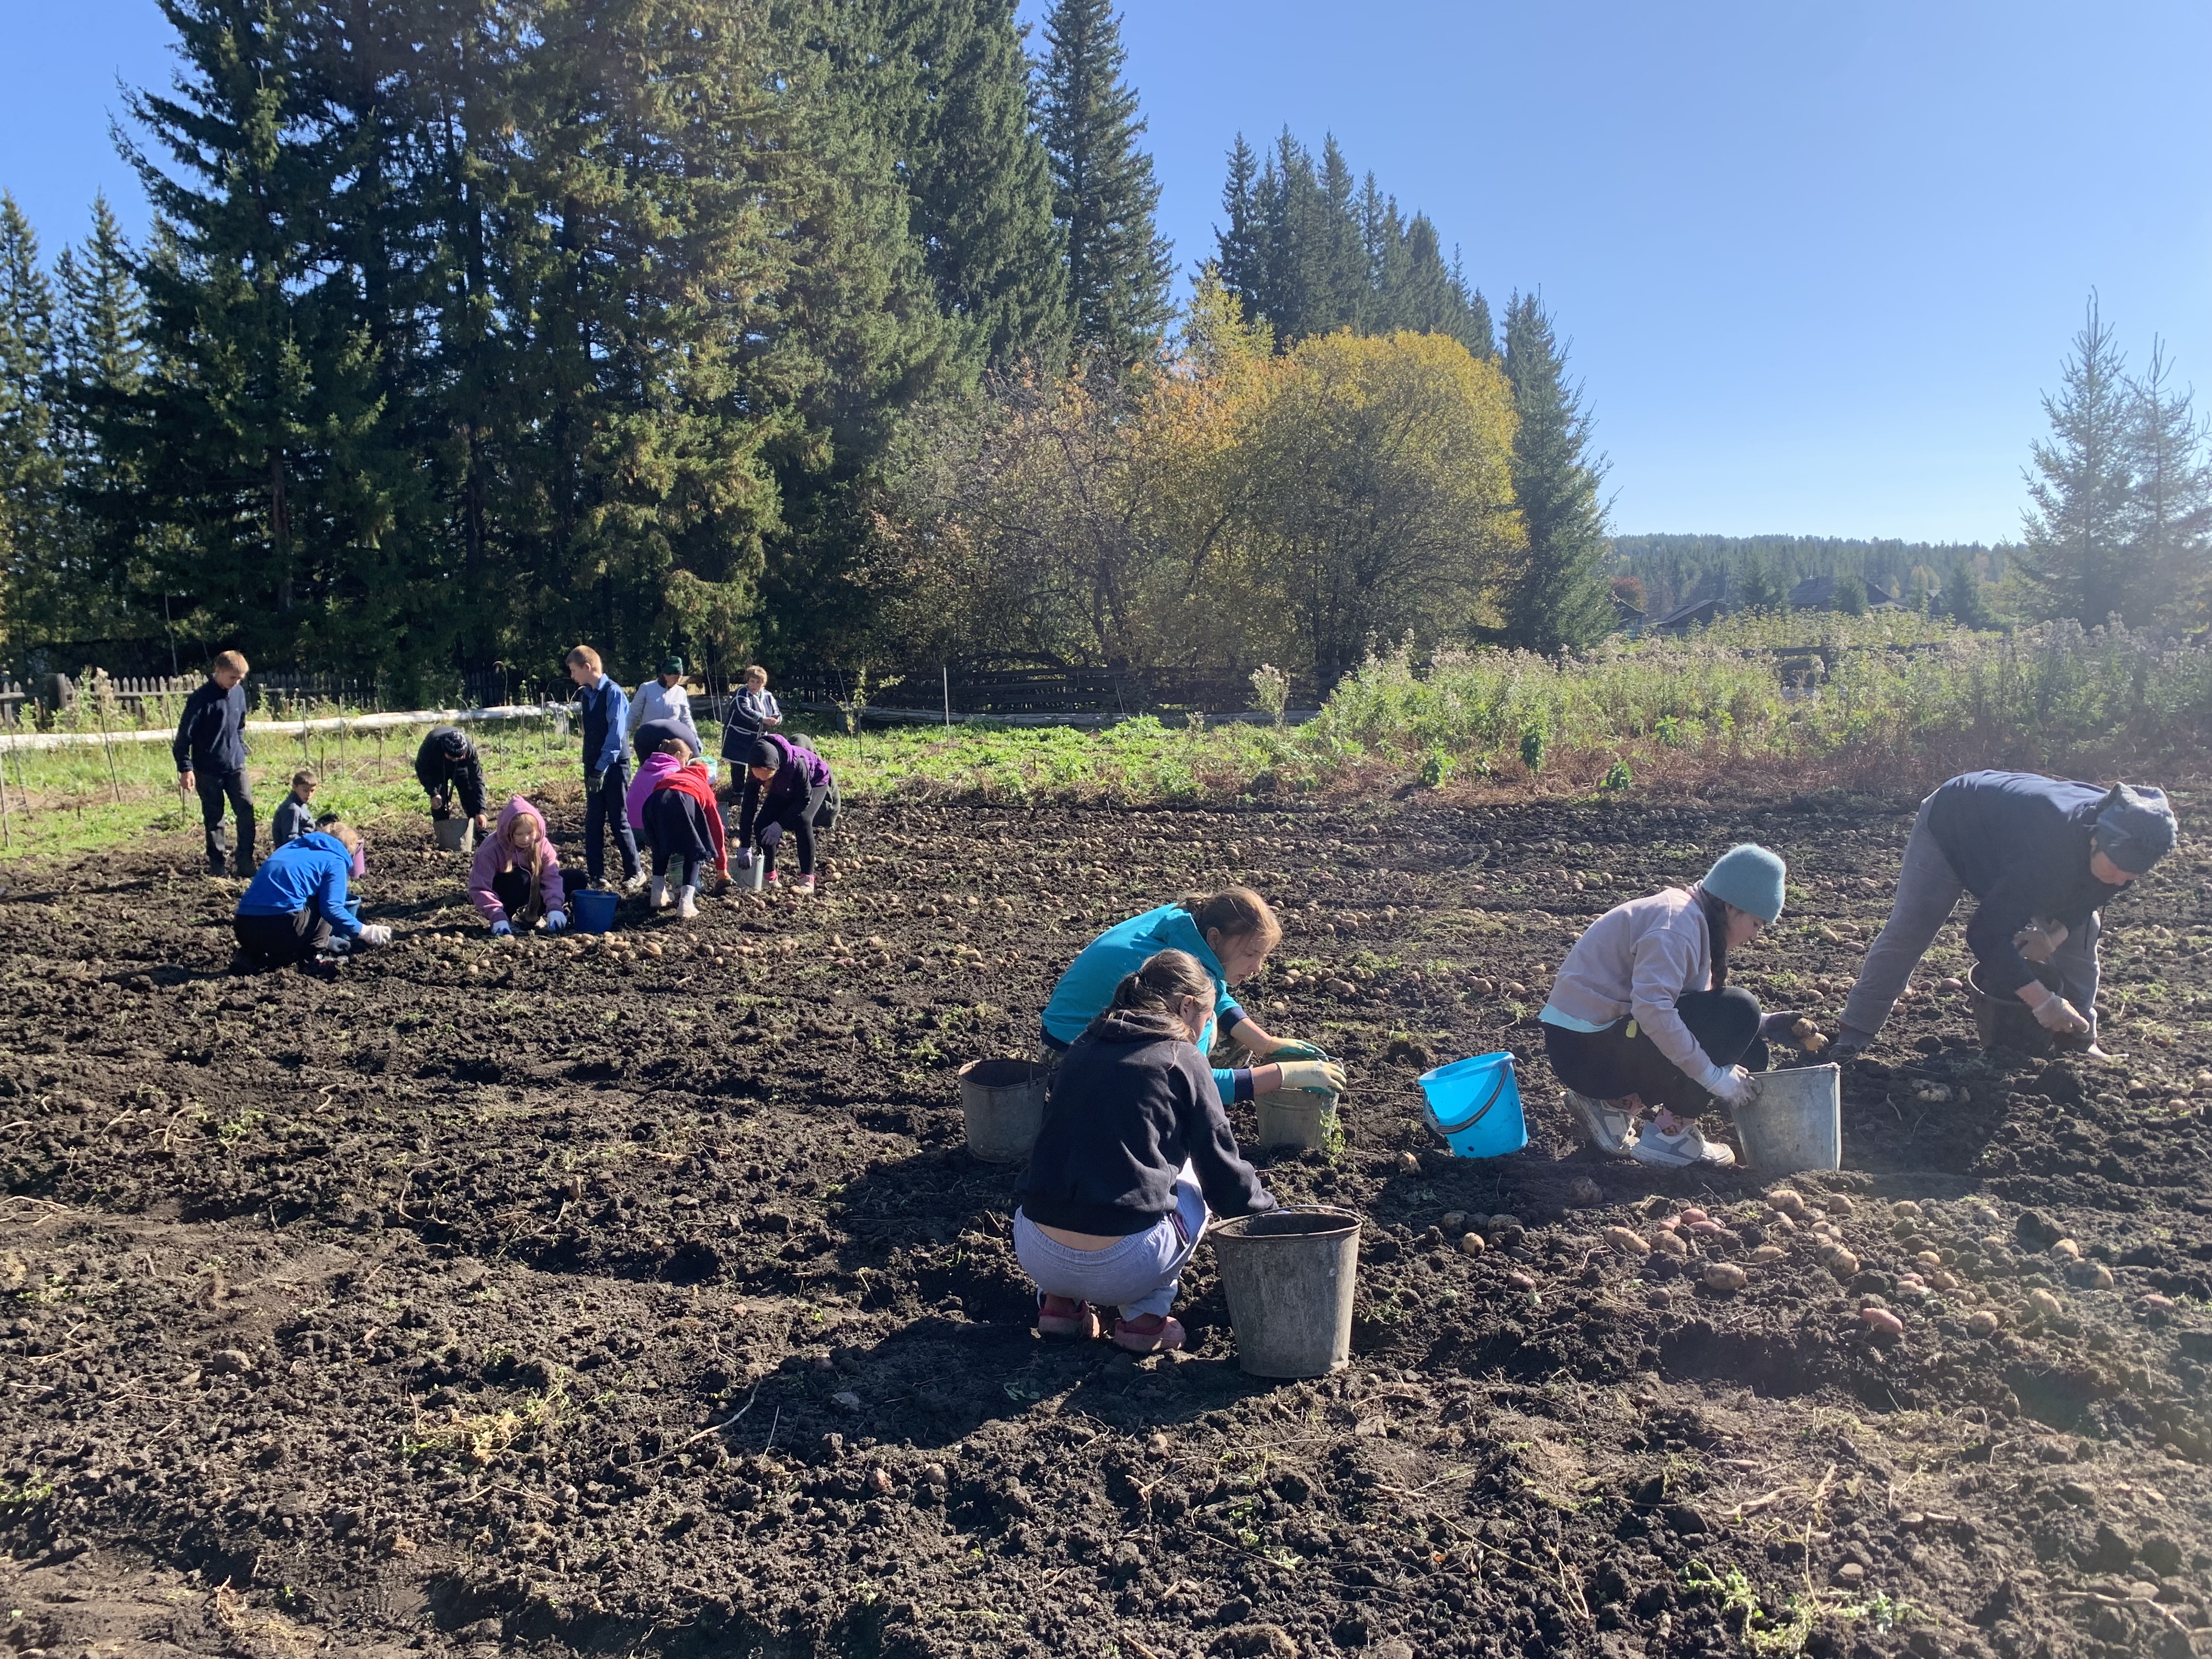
[1564,1090,1639,1158]
[623,870,648,893]
[649,873,668,910]
[676,886,697,919]
[1630,1123,1737,1169]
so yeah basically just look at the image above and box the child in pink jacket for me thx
[469,797,568,935]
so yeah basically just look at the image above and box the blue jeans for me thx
[583,763,641,885]
[1842,794,2102,1040]
[1013,1165,1206,1321]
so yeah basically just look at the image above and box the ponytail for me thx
[1700,887,1731,990]
[1177,886,1283,952]
[1108,949,1215,1014]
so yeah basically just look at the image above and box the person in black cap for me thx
[414,724,489,838]
[1836,770,2179,1058]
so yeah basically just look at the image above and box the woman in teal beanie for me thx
[1538,844,1790,1168]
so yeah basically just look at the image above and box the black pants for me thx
[234,906,330,969]
[755,784,828,877]
[582,763,640,885]
[642,789,717,880]
[197,768,256,874]
[489,867,545,928]
[1543,988,1768,1116]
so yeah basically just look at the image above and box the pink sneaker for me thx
[1111,1313,1184,1354]
[1037,1296,1098,1340]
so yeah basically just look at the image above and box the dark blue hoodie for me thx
[235,832,363,938]
[172,679,248,775]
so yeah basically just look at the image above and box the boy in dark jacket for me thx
[1013,949,1279,1353]
[270,771,318,849]
[733,733,834,895]
[1837,771,2179,1057]
[566,646,644,890]
[414,725,489,836]
[173,650,254,876]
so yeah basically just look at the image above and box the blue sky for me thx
[5,0,2208,543]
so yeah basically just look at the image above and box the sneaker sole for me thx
[1563,1092,1636,1157]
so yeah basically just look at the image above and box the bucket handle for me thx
[1431,1063,1510,1133]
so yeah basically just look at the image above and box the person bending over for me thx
[1014,949,1279,1355]
[469,797,568,936]
[732,733,835,896]
[1042,888,1342,1108]
[234,820,390,968]
[1542,844,1790,1169]
[173,650,254,877]
[1834,771,2177,1059]
[271,770,318,850]
[415,724,489,838]
[640,742,728,917]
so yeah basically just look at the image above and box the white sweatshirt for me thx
[1539,885,1726,1088]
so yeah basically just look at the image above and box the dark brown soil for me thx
[4,788,2211,1659]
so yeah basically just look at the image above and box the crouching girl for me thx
[234,820,390,968]
[1042,888,1342,1106]
[469,797,568,936]
[1541,844,1788,1169]
[1014,949,1281,1355]
[641,744,728,917]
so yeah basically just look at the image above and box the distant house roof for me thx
[1652,597,1725,633]
[1611,591,1646,630]
[1787,574,1901,612]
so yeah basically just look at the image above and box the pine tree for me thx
[1037,0,1172,369]
[1733,552,1785,613]
[2019,297,2137,627]
[1498,292,1613,652]
[0,193,63,654]
[2124,340,2212,625]
[1216,136,1265,304]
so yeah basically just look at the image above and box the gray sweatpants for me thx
[1012,1165,1207,1321]
[1842,794,2101,1040]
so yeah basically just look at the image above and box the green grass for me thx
[5,612,2207,867]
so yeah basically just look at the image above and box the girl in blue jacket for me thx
[1041,888,1344,1107]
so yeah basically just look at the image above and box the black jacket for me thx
[1926,771,2129,995]
[414,726,487,817]
[1015,1009,1276,1237]
[172,680,247,775]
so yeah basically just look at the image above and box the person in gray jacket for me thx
[1539,844,1790,1169]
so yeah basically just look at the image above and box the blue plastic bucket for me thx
[1417,1051,1528,1159]
[572,888,618,935]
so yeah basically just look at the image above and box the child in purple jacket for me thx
[732,734,835,895]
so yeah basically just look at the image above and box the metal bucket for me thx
[735,855,765,892]
[432,816,474,855]
[1733,1063,1843,1173]
[1211,1207,1362,1378]
[1256,1091,1336,1151]
[1967,962,2076,1056]
[958,1058,1050,1165]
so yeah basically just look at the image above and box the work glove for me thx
[1702,1063,1753,1105]
[1262,1038,1329,1062]
[2023,981,2091,1036]
[2013,919,2068,965]
[1758,1011,1808,1041]
[356,924,393,948]
[491,919,514,937]
[545,910,567,934]
[1278,1059,1348,1096]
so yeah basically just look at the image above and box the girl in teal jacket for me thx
[1041,888,1344,1105]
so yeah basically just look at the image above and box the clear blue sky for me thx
[6,0,2208,544]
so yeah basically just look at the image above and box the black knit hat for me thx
[747,738,780,770]
[437,727,471,758]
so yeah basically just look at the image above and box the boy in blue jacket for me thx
[565,646,644,890]
[233,821,392,968]
[173,650,254,877]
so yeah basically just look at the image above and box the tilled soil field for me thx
[4,788,2212,1659]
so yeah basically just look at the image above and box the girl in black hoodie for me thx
[1013,949,1278,1353]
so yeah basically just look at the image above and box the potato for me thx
[1966,1311,2001,1337]
[1825,1194,1855,1216]
[1458,1232,1486,1257]
[1860,1307,1905,1337]
[2050,1239,2081,1260]
[1604,1227,1651,1258]
[1750,1245,1786,1265]
[1825,1250,1861,1278]
[1679,1207,1709,1225]
[1651,1231,1688,1257]
[1703,1262,1748,1293]
[2027,1289,2064,1319]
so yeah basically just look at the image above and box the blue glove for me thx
[545,910,567,934]
[491,919,513,937]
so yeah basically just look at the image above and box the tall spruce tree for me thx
[2019,297,2138,627]
[1037,0,1172,369]
[0,193,63,654]
[1498,292,1613,651]
[2123,340,2212,625]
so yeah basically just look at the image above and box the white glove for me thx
[491,919,513,937]
[545,910,567,934]
[1703,1063,1753,1105]
[356,924,393,948]
[2022,980,2090,1035]
[2013,919,2068,965]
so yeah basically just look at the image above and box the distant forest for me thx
[1608,534,2015,620]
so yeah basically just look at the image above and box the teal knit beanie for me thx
[1703,843,1787,923]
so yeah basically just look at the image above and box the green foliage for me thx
[1038,0,1171,370]
[1499,292,1614,652]
[1517,725,1546,773]
[1601,757,1632,792]
[1247,663,1291,726]
[1418,749,1453,788]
